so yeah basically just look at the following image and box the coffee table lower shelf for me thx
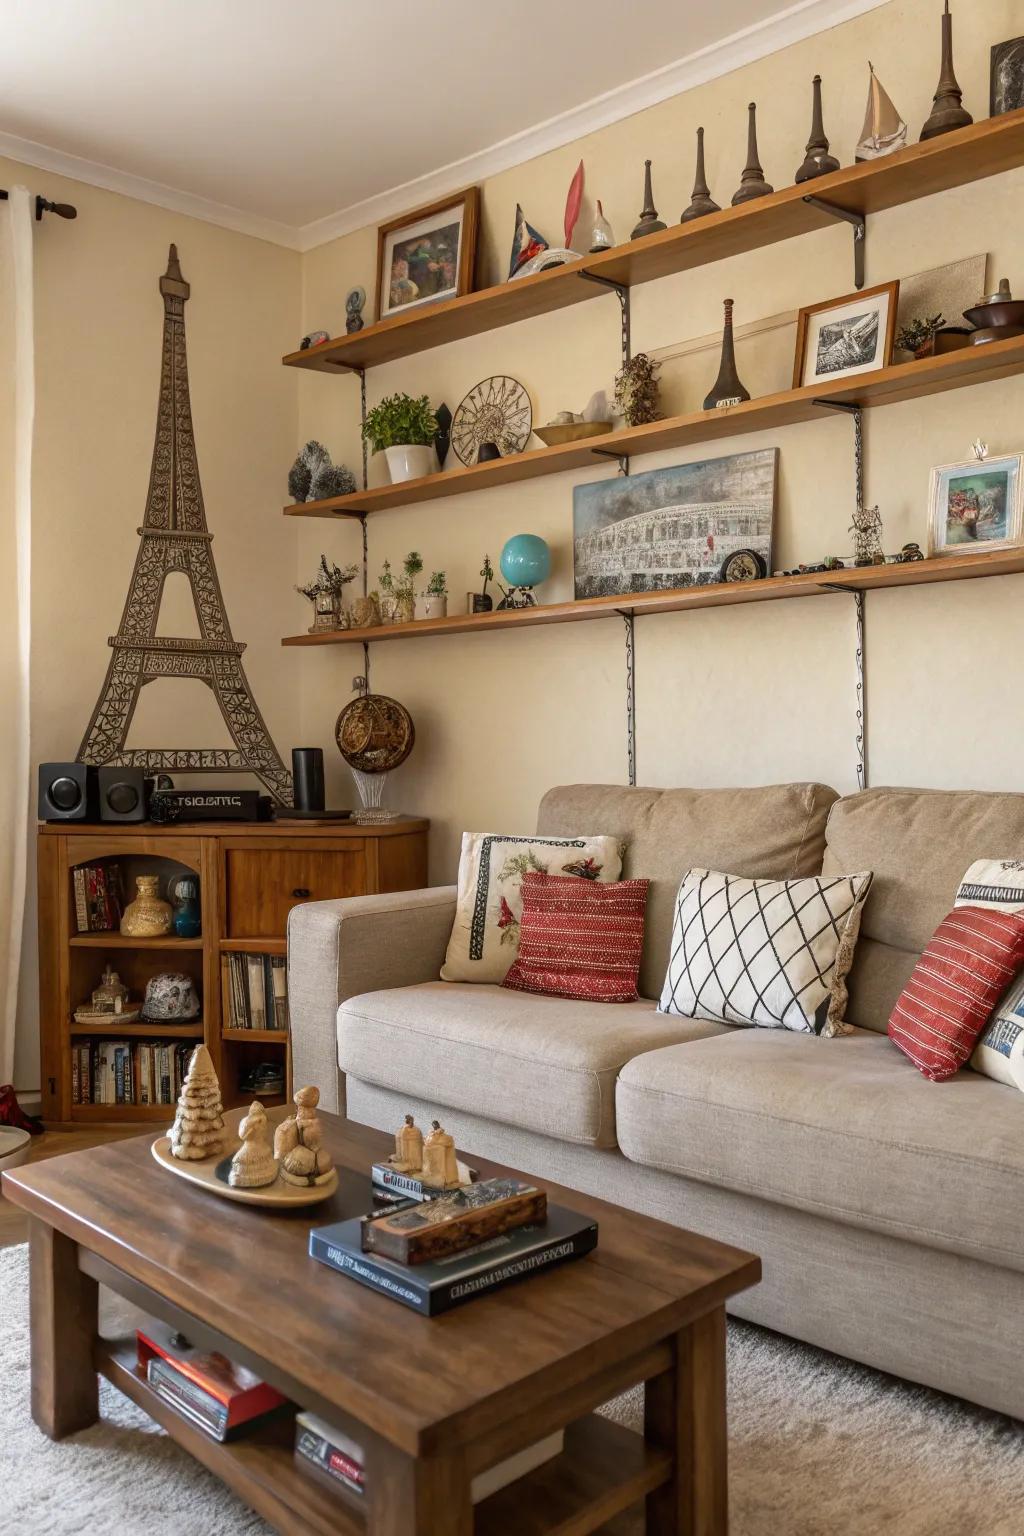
[96,1336,665,1536]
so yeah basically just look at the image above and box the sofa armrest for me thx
[287,886,457,1113]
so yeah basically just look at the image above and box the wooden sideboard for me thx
[37,818,429,1126]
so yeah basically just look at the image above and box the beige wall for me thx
[296,0,1024,884]
[6,160,301,1088]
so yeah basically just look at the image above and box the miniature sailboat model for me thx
[855,64,907,162]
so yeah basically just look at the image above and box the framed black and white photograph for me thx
[793,281,899,388]
[991,37,1024,116]
[927,452,1024,557]
[572,449,778,600]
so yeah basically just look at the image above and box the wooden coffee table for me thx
[3,1113,759,1535]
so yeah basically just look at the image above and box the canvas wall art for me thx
[573,449,778,600]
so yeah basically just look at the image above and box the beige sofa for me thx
[288,784,1024,1420]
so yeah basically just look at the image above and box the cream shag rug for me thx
[1,1243,1022,1535]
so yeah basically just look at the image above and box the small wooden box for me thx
[361,1178,547,1265]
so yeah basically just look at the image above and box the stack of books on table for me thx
[309,1177,598,1315]
[294,1411,563,1503]
[223,951,288,1030]
[72,862,123,932]
[73,1039,193,1105]
[137,1325,288,1442]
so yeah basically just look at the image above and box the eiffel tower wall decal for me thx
[78,246,293,804]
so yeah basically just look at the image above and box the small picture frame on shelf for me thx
[927,453,1024,557]
[991,37,1024,117]
[793,280,899,388]
[376,187,480,322]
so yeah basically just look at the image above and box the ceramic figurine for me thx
[681,127,721,222]
[731,103,774,206]
[229,1101,277,1188]
[588,200,615,253]
[274,1085,335,1187]
[920,2,972,141]
[795,76,840,183]
[703,299,751,410]
[421,1120,461,1190]
[299,330,330,350]
[508,204,549,279]
[389,1113,425,1172]
[856,65,907,161]
[345,286,366,334]
[121,874,172,937]
[631,160,667,239]
[169,1045,226,1162]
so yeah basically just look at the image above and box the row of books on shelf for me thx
[72,1039,194,1105]
[224,951,288,1031]
[137,1322,561,1499]
[73,862,123,933]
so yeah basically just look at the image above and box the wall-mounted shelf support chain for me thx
[577,270,631,367]
[616,610,637,786]
[802,196,866,289]
[815,396,867,788]
[812,398,864,508]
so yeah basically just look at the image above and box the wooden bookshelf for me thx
[69,1021,205,1039]
[283,110,1024,375]
[284,333,1024,520]
[282,548,1024,648]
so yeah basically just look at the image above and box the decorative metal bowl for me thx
[534,421,613,447]
[963,300,1024,331]
[335,694,415,774]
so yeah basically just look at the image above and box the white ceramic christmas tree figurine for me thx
[228,1100,277,1188]
[274,1084,335,1187]
[169,1044,226,1161]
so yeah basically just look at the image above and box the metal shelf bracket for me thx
[578,270,631,367]
[803,196,866,289]
[592,446,630,476]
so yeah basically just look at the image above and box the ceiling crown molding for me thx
[0,0,887,255]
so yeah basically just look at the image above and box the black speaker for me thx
[291,748,325,812]
[98,766,149,822]
[38,762,99,821]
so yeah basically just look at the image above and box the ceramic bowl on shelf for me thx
[963,300,1024,332]
[0,1126,31,1174]
[534,421,613,447]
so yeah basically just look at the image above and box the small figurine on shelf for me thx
[850,504,885,566]
[421,1120,461,1190]
[229,1101,278,1188]
[297,555,360,633]
[299,330,330,351]
[389,1113,425,1173]
[274,1085,335,1187]
[169,1045,226,1162]
[73,965,141,1026]
[614,352,661,427]
[345,286,366,334]
[856,64,907,161]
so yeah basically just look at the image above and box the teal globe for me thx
[500,534,550,589]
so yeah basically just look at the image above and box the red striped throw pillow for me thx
[888,906,1024,1081]
[502,872,650,1003]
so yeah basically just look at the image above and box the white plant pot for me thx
[384,444,437,483]
[423,594,447,620]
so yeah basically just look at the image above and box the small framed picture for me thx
[991,37,1024,116]
[927,454,1024,557]
[793,280,900,389]
[375,188,480,322]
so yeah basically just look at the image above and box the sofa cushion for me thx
[616,1027,1024,1271]
[337,982,731,1149]
[538,782,838,1001]
[824,787,1024,1030]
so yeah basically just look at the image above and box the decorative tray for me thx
[151,1105,339,1208]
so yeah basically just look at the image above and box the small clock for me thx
[719,548,767,583]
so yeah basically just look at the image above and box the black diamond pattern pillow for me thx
[659,867,874,1037]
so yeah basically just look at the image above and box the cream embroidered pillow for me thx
[659,867,874,1037]
[441,833,623,984]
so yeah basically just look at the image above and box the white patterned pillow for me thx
[441,833,623,984]
[659,867,874,1037]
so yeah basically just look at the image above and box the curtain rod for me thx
[0,190,77,221]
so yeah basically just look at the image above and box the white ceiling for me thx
[0,0,886,249]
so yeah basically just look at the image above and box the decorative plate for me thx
[151,1106,339,1208]
[335,693,415,774]
[451,376,533,466]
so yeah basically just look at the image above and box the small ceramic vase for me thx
[423,594,447,620]
[121,874,173,937]
[384,444,437,483]
[169,875,202,939]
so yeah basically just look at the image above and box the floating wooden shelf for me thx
[283,546,1024,648]
[284,333,1024,520]
[221,1027,289,1043]
[283,111,1024,376]
[219,937,288,955]
[69,934,205,950]
[69,1021,204,1038]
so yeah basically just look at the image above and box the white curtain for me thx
[0,187,33,1086]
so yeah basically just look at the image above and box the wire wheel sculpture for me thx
[451,375,533,465]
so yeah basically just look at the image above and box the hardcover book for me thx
[137,1326,288,1441]
[310,1205,598,1315]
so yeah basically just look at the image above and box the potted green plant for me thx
[423,570,448,620]
[362,394,438,484]
[395,551,423,623]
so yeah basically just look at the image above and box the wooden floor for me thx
[0,1128,139,1248]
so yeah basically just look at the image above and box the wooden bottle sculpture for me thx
[731,103,774,206]
[920,2,972,141]
[389,1113,424,1173]
[795,76,840,183]
[421,1120,460,1190]
[631,161,667,240]
[681,127,720,222]
[274,1085,335,1187]
[169,1044,226,1161]
[229,1101,277,1188]
[703,299,751,410]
